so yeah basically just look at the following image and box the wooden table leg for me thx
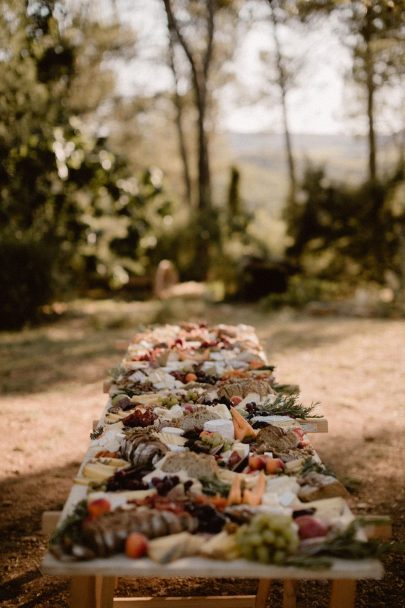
[70,576,97,608]
[255,579,271,608]
[96,576,115,608]
[283,580,297,608]
[330,579,356,608]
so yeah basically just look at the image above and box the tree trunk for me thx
[167,31,193,207]
[194,83,212,278]
[269,1,296,201]
[280,84,296,200]
[162,0,215,279]
[364,9,377,184]
[196,86,211,212]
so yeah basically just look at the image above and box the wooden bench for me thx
[41,511,390,608]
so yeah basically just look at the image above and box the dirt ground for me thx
[0,299,404,607]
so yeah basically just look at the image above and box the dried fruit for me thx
[122,409,157,428]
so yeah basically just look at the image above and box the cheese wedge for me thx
[148,532,201,564]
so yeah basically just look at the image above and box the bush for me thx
[0,239,55,329]
[285,163,405,284]
[261,275,343,310]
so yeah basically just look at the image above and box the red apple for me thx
[87,498,111,518]
[265,458,285,474]
[295,515,328,540]
[125,532,148,558]
[248,455,267,470]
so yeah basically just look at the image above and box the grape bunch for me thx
[159,394,179,408]
[186,390,200,402]
[235,513,299,564]
[151,475,181,496]
[245,403,260,416]
[106,467,149,492]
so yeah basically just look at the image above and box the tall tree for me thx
[162,0,215,216]
[167,26,193,207]
[296,0,405,185]
[265,0,297,201]
[162,0,218,278]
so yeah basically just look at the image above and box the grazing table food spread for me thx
[42,322,384,586]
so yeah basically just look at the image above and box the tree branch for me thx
[203,0,215,80]
[162,0,200,94]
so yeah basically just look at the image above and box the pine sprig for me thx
[256,393,322,419]
[272,383,300,396]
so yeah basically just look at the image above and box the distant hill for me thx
[223,130,395,215]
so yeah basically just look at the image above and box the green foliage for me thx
[0,239,55,329]
[284,162,405,286]
[0,0,176,308]
[262,275,343,309]
[50,499,88,548]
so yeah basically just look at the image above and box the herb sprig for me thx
[300,518,397,560]
[300,456,335,478]
[251,394,321,419]
[50,499,88,547]
[200,476,231,497]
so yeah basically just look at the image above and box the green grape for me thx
[241,545,255,561]
[273,550,286,564]
[249,534,263,547]
[274,536,286,549]
[262,530,275,544]
[235,513,299,565]
[256,546,270,564]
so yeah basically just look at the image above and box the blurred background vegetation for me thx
[0,0,404,329]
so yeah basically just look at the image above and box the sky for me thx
[101,0,394,137]
[220,15,351,135]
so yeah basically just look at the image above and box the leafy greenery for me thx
[0,0,178,326]
[262,274,344,310]
[254,394,322,419]
[200,476,231,497]
[0,239,55,329]
[300,457,335,478]
[284,164,405,286]
[50,499,88,547]
[300,518,400,561]
[90,426,104,441]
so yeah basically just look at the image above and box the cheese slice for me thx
[157,432,187,446]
